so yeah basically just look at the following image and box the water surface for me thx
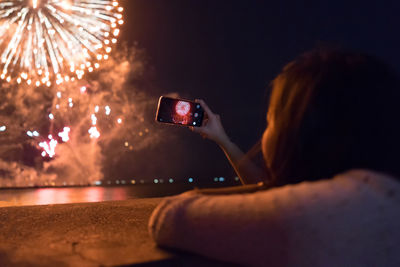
[0,184,195,207]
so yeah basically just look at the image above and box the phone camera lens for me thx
[194,113,198,117]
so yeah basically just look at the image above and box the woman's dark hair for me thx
[264,49,400,186]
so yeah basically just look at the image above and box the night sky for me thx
[107,0,400,183]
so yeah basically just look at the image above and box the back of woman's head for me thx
[263,49,400,186]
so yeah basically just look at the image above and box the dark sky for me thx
[110,0,400,182]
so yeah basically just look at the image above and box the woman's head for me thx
[262,49,400,186]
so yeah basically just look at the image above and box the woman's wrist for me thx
[216,134,232,149]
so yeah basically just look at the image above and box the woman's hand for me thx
[190,99,230,145]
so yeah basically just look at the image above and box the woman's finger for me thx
[196,99,214,117]
[190,125,205,134]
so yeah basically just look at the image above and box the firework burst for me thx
[0,0,124,86]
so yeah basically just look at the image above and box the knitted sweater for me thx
[149,170,400,267]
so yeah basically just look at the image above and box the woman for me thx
[149,49,400,266]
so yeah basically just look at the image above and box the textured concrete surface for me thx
[0,198,172,266]
[0,198,232,267]
[0,198,236,267]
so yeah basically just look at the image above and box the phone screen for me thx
[156,96,204,127]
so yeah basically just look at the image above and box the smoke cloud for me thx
[0,45,169,187]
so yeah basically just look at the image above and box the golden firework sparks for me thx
[0,0,124,86]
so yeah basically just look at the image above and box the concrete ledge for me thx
[0,198,236,266]
[0,199,174,266]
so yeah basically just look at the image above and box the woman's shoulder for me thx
[305,169,400,204]
[255,169,400,212]
[334,168,400,192]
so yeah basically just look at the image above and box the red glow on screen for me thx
[175,101,190,116]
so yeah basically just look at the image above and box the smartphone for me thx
[155,96,204,127]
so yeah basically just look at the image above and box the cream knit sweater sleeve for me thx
[149,170,400,267]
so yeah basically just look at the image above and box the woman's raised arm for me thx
[190,99,266,184]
